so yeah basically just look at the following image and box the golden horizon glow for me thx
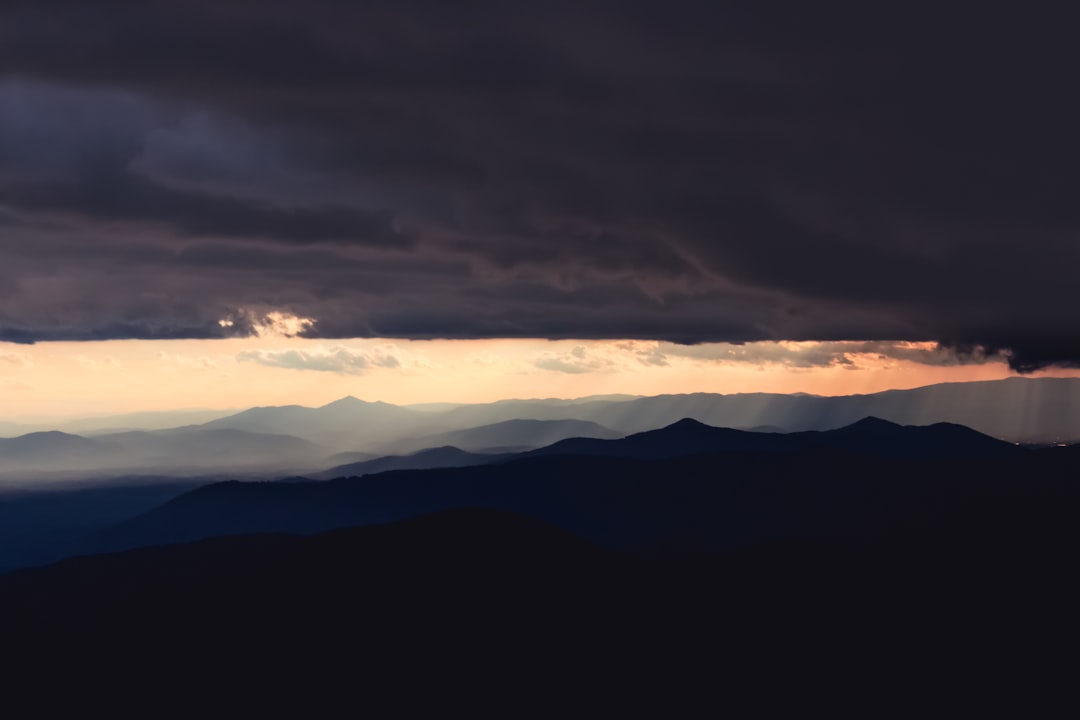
[1,337,1077,423]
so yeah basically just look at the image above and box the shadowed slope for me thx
[315,445,497,480]
[376,418,623,454]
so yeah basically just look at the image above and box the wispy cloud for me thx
[71,355,120,371]
[533,345,618,374]
[155,351,219,370]
[659,341,1004,369]
[0,351,34,369]
[237,344,403,375]
[528,340,1005,376]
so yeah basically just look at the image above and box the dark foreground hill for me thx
[3,507,1079,714]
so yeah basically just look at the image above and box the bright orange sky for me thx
[4,336,1077,422]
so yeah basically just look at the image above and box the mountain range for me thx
[0,408,239,437]
[3,377,1079,479]
[0,427,324,476]
[2,413,1052,571]
[91,417,1070,557]
[317,415,1020,481]
[3,409,1080,713]
[389,377,1080,441]
[525,415,1020,460]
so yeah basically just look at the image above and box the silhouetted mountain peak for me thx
[618,417,712,440]
[662,418,713,431]
[633,417,736,442]
[17,430,87,441]
[0,430,104,450]
[320,395,373,409]
[845,417,903,431]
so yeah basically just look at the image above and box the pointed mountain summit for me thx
[843,416,902,431]
[320,395,366,409]
[319,395,397,411]
[658,417,713,432]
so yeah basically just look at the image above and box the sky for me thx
[3,335,1074,421]
[2,1,1079,417]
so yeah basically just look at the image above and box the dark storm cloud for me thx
[0,82,410,246]
[2,174,410,247]
[0,1,1078,370]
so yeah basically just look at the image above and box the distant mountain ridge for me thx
[376,418,622,454]
[3,378,1080,478]
[315,415,1010,480]
[0,427,326,477]
[0,408,239,438]
[100,428,323,465]
[315,446,496,480]
[525,415,1019,461]
[0,432,117,468]
[191,377,1080,446]
[4,378,1080,453]
[199,395,437,449]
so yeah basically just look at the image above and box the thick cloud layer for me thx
[0,1,1077,370]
